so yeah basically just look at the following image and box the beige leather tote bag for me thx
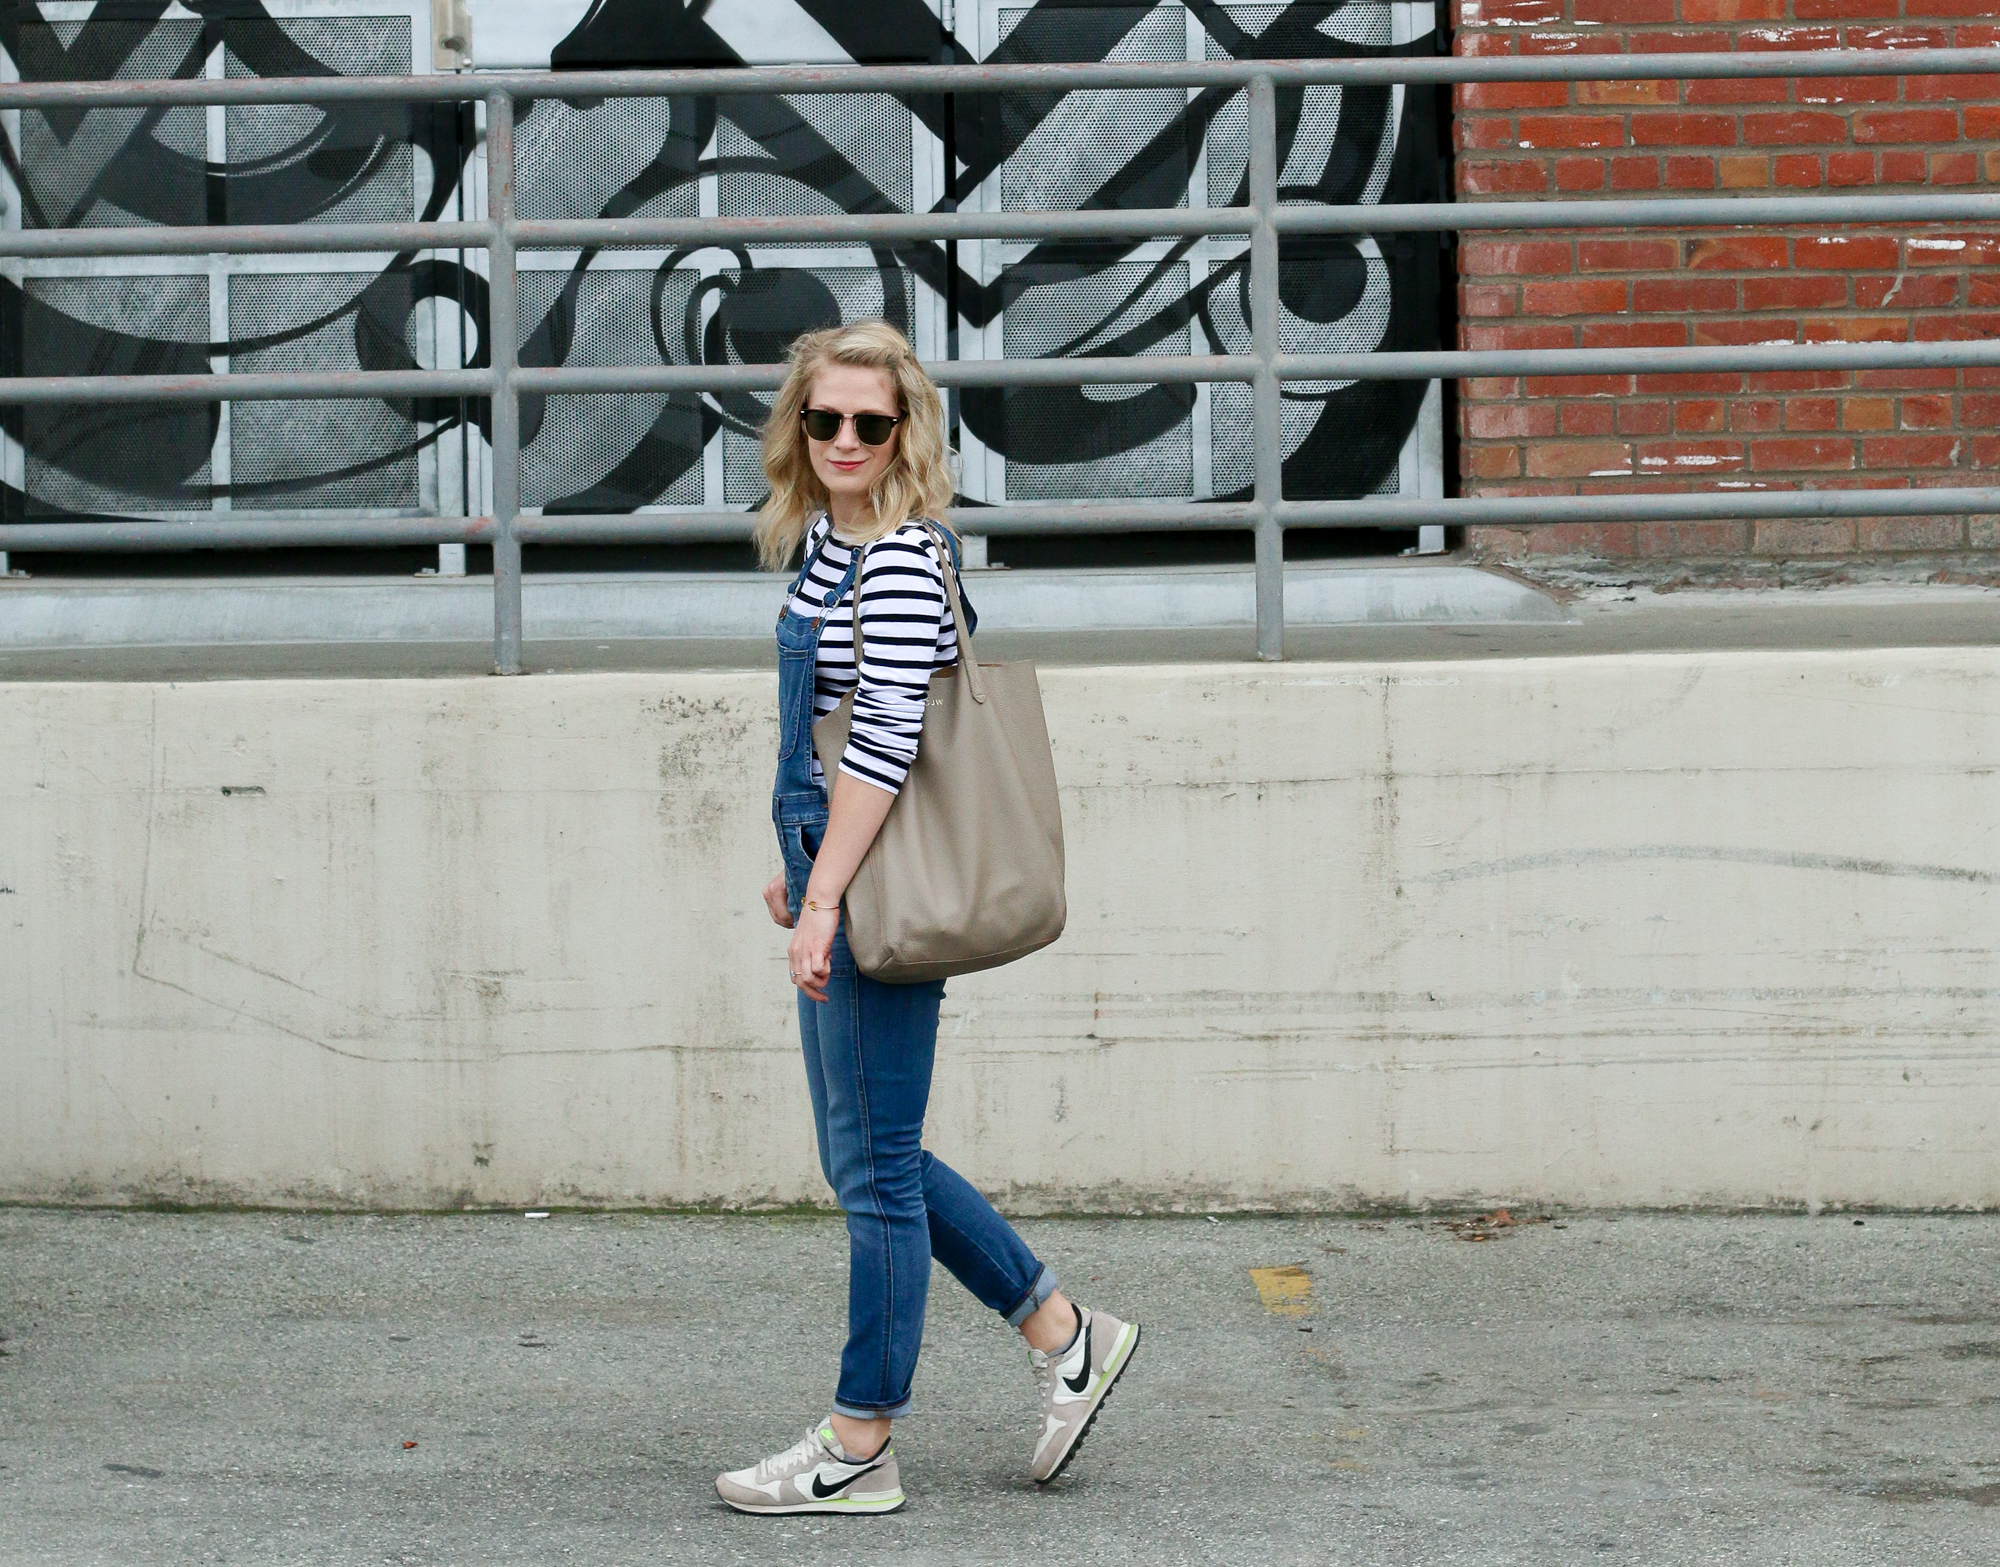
[813,521,1066,983]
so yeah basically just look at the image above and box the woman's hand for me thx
[788,904,840,1003]
[763,873,793,929]
[781,773,895,1005]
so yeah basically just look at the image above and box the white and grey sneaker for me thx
[1028,1305,1141,1484]
[714,1421,905,1515]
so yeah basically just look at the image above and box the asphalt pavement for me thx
[2,1209,1996,1564]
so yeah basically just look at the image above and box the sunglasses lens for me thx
[801,409,900,445]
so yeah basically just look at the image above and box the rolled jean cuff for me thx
[1003,1264,1059,1329]
[833,1394,913,1422]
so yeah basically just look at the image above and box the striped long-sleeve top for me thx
[791,513,970,794]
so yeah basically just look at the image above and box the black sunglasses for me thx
[801,407,903,446]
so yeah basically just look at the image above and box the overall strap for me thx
[785,514,829,600]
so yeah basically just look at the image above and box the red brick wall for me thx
[1451,3,2000,561]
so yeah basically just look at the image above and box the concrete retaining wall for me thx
[4,650,1996,1211]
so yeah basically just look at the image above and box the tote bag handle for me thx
[847,522,986,706]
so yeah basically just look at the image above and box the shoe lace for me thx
[1030,1352,1055,1407]
[759,1427,826,1481]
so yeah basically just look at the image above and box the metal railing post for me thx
[486,88,523,675]
[1247,73,1284,663]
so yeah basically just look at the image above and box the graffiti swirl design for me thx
[1,0,1439,525]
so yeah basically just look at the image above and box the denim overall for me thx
[771,538,860,918]
[770,528,1056,1419]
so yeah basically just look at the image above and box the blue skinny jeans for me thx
[798,925,1057,1419]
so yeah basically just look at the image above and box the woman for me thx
[715,321,1140,1515]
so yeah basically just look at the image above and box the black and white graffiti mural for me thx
[1,0,1442,528]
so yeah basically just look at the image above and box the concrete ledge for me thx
[3,647,1995,1211]
[0,561,1567,648]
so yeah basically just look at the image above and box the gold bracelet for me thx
[802,896,839,914]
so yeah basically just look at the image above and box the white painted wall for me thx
[3,651,1996,1211]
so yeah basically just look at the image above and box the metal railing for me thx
[2,50,1998,665]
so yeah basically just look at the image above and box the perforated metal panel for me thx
[516,98,699,224]
[964,0,1428,510]
[6,1,1433,542]
[1204,5,1393,207]
[15,19,206,230]
[224,18,415,226]
[12,8,438,520]
[1204,82,1356,210]
[719,267,916,504]
[228,273,422,511]
[1310,0,1396,47]
[518,269,703,510]
[996,7,1186,215]
[718,94,913,218]
[22,276,211,515]
[1203,4,1403,497]
[1206,246,1397,496]
[1004,259,1192,361]
[999,260,1192,500]
[1208,2,1392,50]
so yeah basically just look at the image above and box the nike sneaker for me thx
[1028,1305,1141,1484]
[714,1421,905,1515]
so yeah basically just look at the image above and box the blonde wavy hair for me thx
[754,320,957,571]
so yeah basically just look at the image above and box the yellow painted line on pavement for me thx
[1249,1264,1312,1315]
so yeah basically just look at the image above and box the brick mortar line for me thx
[1455,30,2000,40]
[1455,8,2000,29]
[1452,5,1999,557]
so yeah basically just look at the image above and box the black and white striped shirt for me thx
[790,514,964,794]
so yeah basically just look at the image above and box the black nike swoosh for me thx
[1062,1317,1093,1395]
[809,1461,882,1500]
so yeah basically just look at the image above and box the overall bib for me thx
[770,531,1056,1419]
